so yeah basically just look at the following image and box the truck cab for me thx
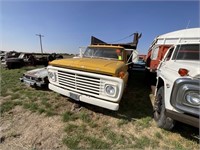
[146,28,200,95]
[150,28,200,130]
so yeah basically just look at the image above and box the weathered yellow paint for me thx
[49,45,130,77]
[49,57,126,76]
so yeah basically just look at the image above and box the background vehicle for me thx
[47,33,141,110]
[145,28,200,95]
[1,51,20,65]
[20,67,49,87]
[6,53,34,69]
[4,52,64,69]
[132,54,146,71]
[146,28,200,130]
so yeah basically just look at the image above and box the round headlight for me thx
[48,72,53,78]
[48,72,56,81]
[105,85,116,96]
[186,93,200,106]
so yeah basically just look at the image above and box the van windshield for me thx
[83,47,124,60]
[172,44,200,60]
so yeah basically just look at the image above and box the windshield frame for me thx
[83,46,124,61]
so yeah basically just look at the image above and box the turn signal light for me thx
[178,68,189,76]
[119,71,125,78]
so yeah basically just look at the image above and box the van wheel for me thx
[153,86,174,130]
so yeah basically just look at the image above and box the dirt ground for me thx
[0,106,67,150]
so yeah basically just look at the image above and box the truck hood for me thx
[49,58,126,76]
[171,60,200,78]
[24,67,48,78]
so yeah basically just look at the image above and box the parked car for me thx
[1,51,20,66]
[0,51,6,60]
[6,53,36,69]
[20,67,49,87]
[132,59,145,71]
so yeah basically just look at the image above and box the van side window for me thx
[165,47,174,61]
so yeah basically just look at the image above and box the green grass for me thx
[154,131,163,139]
[62,134,82,149]
[0,101,20,113]
[23,102,39,112]
[45,109,57,116]
[0,66,57,116]
[83,136,110,149]
[172,141,187,150]
[64,124,78,133]
[62,111,78,122]
[135,116,152,129]
[10,93,20,100]
[107,131,126,145]
[117,119,129,127]
[63,126,110,149]
[62,134,110,149]
[38,108,46,114]
[1,67,199,149]
[135,136,150,148]
[41,98,51,108]
[88,121,98,128]
[78,111,91,123]
[134,136,151,149]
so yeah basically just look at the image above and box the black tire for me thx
[153,86,175,130]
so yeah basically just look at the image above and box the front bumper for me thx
[166,109,199,128]
[20,77,46,87]
[170,78,200,117]
[49,83,119,111]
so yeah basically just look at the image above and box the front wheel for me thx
[153,86,175,130]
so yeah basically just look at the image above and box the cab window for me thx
[172,44,200,60]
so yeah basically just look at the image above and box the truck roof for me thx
[158,28,200,39]
[151,28,200,46]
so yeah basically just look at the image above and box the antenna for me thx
[186,20,190,29]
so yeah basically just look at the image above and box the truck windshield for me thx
[83,47,124,60]
[172,44,200,60]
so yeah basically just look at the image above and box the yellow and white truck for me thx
[47,34,141,110]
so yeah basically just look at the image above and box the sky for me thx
[1,0,199,54]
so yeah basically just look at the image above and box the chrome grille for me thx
[58,70,102,95]
[25,75,36,81]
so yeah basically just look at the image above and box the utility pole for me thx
[36,34,44,56]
